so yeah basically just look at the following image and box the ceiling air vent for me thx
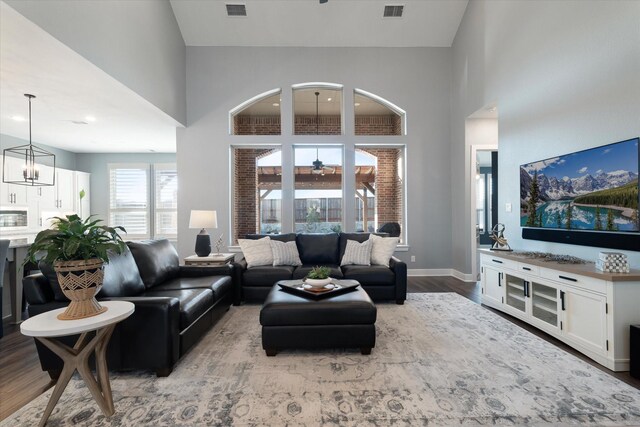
[383,5,404,18]
[226,4,247,17]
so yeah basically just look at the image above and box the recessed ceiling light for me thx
[327,98,332,102]
[354,103,361,107]
[273,103,279,107]
[11,115,26,122]
[85,115,96,122]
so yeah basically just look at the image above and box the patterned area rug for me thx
[3,293,640,426]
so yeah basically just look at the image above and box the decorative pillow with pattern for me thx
[270,240,302,266]
[340,238,373,266]
[370,234,399,267]
[238,237,273,268]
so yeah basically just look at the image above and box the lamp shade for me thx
[189,210,217,229]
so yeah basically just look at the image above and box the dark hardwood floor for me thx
[0,276,638,421]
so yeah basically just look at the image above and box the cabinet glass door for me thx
[504,274,526,312]
[531,282,558,327]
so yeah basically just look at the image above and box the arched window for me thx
[293,83,343,136]
[229,85,407,245]
[354,89,406,136]
[229,88,281,135]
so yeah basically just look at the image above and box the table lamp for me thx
[189,210,217,257]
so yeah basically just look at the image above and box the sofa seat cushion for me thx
[292,265,343,280]
[152,276,232,300]
[142,288,213,330]
[341,265,395,286]
[243,266,294,287]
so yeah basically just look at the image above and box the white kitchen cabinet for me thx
[55,168,75,212]
[1,156,27,206]
[480,249,640,371]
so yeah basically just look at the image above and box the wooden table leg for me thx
[35,326,117,425]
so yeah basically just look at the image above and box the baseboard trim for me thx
[407,269,477,282]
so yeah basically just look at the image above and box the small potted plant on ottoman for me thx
[27,214,126,320]
[305,266,332,289]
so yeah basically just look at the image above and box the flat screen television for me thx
[520,137,639,251]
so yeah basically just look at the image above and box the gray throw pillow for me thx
[270,240,302,266]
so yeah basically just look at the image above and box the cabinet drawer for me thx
[482,255,518,271]
[518,262,540,276]
[540,267,606,294]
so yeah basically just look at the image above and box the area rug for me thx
[3,293,640,426]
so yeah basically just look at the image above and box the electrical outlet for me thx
[505,203,512,213]
[411,256,416,262]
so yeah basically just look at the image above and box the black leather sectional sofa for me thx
[233,232,407,304]
[23,239,233,377]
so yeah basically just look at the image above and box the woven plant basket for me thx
[54,258,107,320]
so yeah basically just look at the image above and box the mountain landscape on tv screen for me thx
[520,139,639,232]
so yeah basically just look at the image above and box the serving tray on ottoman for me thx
[277,279,360,300]
[260,280,376,356]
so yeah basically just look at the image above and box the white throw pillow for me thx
[270,240,302,266]
[238,237,273,268]
[340,239,372,266]
[370,234,399,267]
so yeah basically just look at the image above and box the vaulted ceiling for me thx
[170,0,468,47]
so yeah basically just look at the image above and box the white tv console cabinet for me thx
[479,249,640,371]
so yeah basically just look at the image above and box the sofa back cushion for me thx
[296,233,340,265]
[99,247,146,297]
[245,233,296,242]
[127,239,180,288]
[38,261,67,302]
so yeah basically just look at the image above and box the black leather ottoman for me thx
[260,280,377,356]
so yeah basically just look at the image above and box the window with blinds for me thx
[108,163,177,240]
[154,164,178,239]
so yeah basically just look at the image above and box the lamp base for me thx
[195,233,211,257]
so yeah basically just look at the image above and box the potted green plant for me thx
[305,266,332,288]
[27,214,126,320]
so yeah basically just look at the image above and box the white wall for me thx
[5,0,187,125]
[451,1,640,271]
[178,47,453,267]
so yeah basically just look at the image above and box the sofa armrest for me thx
[23,273,54,305]
[100,296,181,373]
[179,264,233,277]
[231,260,247,305]
[389,256,407,304]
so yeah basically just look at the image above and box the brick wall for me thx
[355,115,402,136]
[233,115,401,136]
[234,115,281,135]
[358,148,403,229]
[233,148,277,243]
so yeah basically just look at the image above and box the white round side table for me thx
[21,301,135,426]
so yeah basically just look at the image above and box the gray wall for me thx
[6,0,186,125]
[76,153,176,224]
[451,0,640,271]
[178,47,453,265]
[1,133,77,170]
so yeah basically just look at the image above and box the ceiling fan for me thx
[311,92,334,175]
